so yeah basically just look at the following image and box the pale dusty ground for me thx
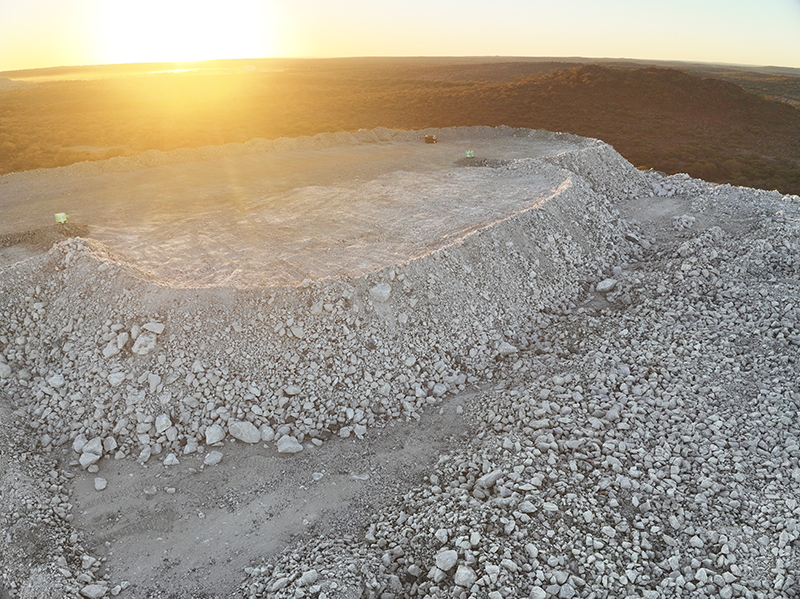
[67,392,474,598]
[0,135,574,287]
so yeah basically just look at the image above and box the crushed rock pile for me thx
[240,182,800,599]
[240,177,800,599]
[0,127,798,599]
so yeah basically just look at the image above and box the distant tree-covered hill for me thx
[0,60,798,194]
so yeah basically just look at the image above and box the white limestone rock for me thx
[137,446,152,463]
[277,436,303,454]
[530,587,547,599]
[155,414,172,434]
[142,322,165,334]
[475,470,503,489]
[260,425,275,442]
[131,331,158,356]
[204,450,223,466]
[80,584,108,598]
[596,278,617,293]
[454,565,477,588]
[107,372,126,387]
[298,570,319,586]
[228,420,261,444]
[80,452,101,469]
[47,373,65,388]
[82,437,103,456]
[102,340,120,358]
[205,423,225,445]
[369,283,392,302]
[116,331,129,349]
[72,434,88,454]
[435,549,458,571]
[497,342,517,356]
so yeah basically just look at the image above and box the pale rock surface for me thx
[155,414,172,434]
[47,373,65,388]
[107,372,126,386]
[596,278,617,293]
[80,584,108,598]
[203,451,223,466]
[205,424,225,445]
[369,283,392,302]
[435,549,458,571]
[142,322,165,334]
[131,331,157,355]
[277,436,303,453]
[454,565,477,587]
[496,341,517,355]
[228,420,261,443]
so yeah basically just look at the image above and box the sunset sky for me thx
[1,0,799,72]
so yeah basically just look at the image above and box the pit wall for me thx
[0,129,646,465]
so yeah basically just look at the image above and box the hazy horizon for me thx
[1,0,799,73]
[4,55,800,80]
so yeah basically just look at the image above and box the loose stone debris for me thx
[0,127,798,599]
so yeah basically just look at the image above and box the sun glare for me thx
[98,0,279,64]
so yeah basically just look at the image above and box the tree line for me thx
[1,62,798,194]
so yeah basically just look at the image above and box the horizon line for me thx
[3,55,800,78]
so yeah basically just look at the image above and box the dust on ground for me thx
[0,132,577,287]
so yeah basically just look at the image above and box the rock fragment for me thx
[284,384,301,396]
[435,549,458,571]
[142,322,165,334]
[203,451,223,466]
[228,420,261,443]
[131,331,158,355]
[205,424,225,445]
[277,436,303,453]
[80,584,108,598]
[596,278,617,293]
[369,283,392,302]
[497,341,517,356]
[454,565,477,587]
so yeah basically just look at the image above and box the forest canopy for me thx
[1,59,799,195]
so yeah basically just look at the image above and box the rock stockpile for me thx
[240,181,800,598]
[0,127,798,598]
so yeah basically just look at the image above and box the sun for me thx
[98,0,279,64]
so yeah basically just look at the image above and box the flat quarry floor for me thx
[0,134,575,287]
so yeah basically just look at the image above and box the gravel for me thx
[0,127,798,598]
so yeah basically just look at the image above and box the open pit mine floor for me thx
[0,127,799,599]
